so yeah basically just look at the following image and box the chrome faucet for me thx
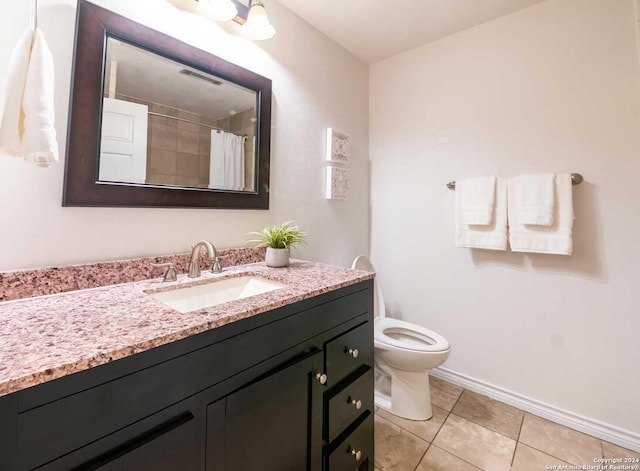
[188,240,223,278]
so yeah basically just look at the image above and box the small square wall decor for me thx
[326,166,350,200]
[326,128,350,163]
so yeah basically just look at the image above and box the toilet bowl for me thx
[352,256,451,421]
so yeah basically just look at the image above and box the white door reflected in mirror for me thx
[99,98,148,184]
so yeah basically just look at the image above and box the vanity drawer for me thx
[325,368,373,442]
[325,322,373,386]
[324,413,373,471]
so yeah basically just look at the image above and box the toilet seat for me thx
[375,317,450,353]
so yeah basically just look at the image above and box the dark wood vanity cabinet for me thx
[78,411,200,471]
[206,351,324,471]
[0,280,374,471]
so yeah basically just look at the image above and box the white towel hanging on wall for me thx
[0,0,59,167]
[508,174,575,255]
[455,178,508,251]
[456,176,496,225]
[0,30,33,158]
[512,173,556,226]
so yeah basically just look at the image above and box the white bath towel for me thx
[22,29,59,167]
[456,178,508,251]
[0,30,33,157]
[0,29,58,166]
[456,176,496,225]
[508,174,574,255]
[512,173,555,226]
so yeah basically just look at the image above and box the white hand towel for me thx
[456,176,496,225]
[456,178,508,251]
[0,30,33,157]
[508,174,574,255]
[22,29,59,167]
[513,173,555,226]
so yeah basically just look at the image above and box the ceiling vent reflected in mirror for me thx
[179,69,224,86]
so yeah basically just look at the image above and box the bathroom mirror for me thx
[64,0,271,209]
[101,38,258,192]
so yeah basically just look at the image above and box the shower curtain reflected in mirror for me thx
[209,130,246,191]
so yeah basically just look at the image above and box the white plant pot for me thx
[265,247,290,268]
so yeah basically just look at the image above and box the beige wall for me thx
[0,0,369,270]
[370,0,640,448]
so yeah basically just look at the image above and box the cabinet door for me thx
[207,350,323,471]
[74,412,198,471]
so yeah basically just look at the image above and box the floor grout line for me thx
[517,441,578,466]
[423,385,475,466]
[429,444,485,471]
[516,413,525,442]
[412,444,430,471]
[446,410,520,443]
[375,409,438,444]
[510,411,526,467]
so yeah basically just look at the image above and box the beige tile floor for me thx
[374,376,640,471]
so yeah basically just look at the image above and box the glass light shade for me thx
[241,2,276,40]
[207,0,238,21]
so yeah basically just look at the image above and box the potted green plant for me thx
[248,221,307,267]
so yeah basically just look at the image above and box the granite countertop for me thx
[0,260,374,397]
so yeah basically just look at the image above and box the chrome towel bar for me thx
[446,173,583,190]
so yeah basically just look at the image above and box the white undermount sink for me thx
[146,276,286,313]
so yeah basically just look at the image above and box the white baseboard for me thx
[431,366,640,453]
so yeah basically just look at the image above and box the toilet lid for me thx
[375,317,450,352]
[351,255,385,318]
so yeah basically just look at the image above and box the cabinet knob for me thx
[350,448,362,461]
[315,372,328,385]
[347,348,359,358]
[349,398,362,410]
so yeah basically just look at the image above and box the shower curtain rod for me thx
[147,111,248,139]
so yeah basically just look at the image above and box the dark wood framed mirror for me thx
[64,0,271,209]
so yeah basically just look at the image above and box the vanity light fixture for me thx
[241,0,276,40]
[206,0,238,21]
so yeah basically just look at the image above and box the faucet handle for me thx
[212,256,223,274]
[152,262,178,282]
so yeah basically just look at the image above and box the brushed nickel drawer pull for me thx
[349,398,362,410]
[350,448,362,461]
[315,372,328,385]
[346,348,359,358]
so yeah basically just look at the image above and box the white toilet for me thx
[352,256,451,421]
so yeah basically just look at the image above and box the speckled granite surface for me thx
[0,260,373,397]
[0,247,267,302]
